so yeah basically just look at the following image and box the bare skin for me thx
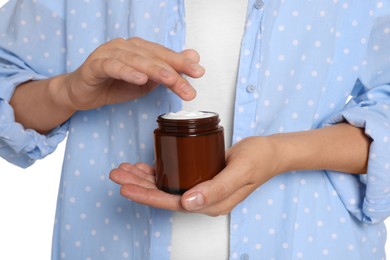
[10,37,205,133]
[110,122,371,216]
[9,37,371,217]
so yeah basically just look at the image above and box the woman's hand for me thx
[109,123,371,216]
[61,37,204,111]
[11,37,205,132]
[109,136,280,216]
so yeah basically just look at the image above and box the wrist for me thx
[243,135,290,178]
[48,74,77,115]
[267,132,313,175]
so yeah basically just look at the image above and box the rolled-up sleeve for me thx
[0,0,68,168]
[325,13,390,224]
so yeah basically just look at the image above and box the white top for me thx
[171,0,247,259]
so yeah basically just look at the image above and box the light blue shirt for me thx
[1,0,390,259]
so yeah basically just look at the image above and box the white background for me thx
[0,0,389,259]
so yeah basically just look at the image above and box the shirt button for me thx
[241,253,250,260]
[254,0,264,9]
[246,84,256,93]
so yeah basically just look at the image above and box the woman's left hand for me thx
[110,123,371,215]
[109,136,280,216]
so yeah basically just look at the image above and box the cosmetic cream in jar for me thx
[154,111,226,194]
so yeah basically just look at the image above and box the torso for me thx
[171,0,247,259]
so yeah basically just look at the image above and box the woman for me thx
[1,0,390,259]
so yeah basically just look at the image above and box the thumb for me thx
[181,171,238,211]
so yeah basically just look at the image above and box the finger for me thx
[128,38,205,78]
[89,58,148,85]
[110,163,155,184]
[115,49,198,101]
[103,80,159,106]
[122,39,204,100]
[134,162,155,175]
[120,184,184,211]
[111,169,156,190]
[181,162,253,211]
[96,38,203,100]
[180,49,201,63]
[190,182,257,216]
[118,162,155,176]
[165,49,205,78]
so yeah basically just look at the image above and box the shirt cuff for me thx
[0,98,68,168]
[324,104,390,224]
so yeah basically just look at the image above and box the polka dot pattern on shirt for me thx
[1,0,390,260]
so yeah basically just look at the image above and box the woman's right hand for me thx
[11,37,204,133]
[63,37,204,111]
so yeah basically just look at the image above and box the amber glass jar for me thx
[154,111,226,194]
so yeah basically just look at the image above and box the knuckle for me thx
[124,52,141,64]
[212,182,230,201]
[99,58,112,70]
[128,36,143,45]
[112,37,127,45]
[112,38,126,46]
[118,162,131,170]
[148,56,166,68]
[135,162,152,172]
[99,38,125,51]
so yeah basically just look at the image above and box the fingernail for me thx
[184,192,205,210]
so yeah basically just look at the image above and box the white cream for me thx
[163,110,215,120]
